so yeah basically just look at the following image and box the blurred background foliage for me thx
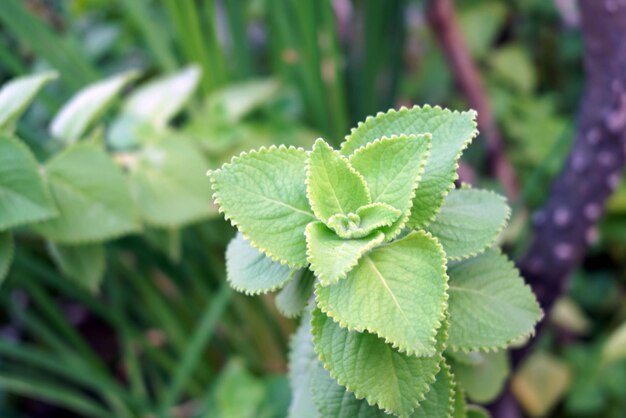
[0,0,624,417]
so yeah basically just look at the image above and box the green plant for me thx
[209,105,543,417]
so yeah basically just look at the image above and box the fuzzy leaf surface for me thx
[226,233,294,295]
[130,137,216,228]
[341,106,477,228]
[311,308,444,417]
[447,250,542,351]
[51,70,138,144]
[210,146,314,267]
[287,309,320,418]
[412,360,456,418]
[326,203,401,239]
[427,189,510,260]
[0,72,56,131]
[0,232,13,284]
[48,242,105,292]
[276,270,315,318]
[306,138,370,223]
[349,134,431,238]
[315,230,447,356]
[306,221,384,286]
[0,136,57,231]
[33,143,139,243]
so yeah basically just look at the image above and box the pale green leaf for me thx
[311,364,388,418]
[0,72,57,131]
[306,221,384,287]
[327,203,401,239]
[412,360,456,418]
[210,145,314,268]
[130,137,216,228]
[287,309,320,418]
[450,351,509,404]
[0,232,13,284]
[311,308,444,417]
[315,230,447,356]
[205,78,280,122]
[447,250,542,351]
[216,359,266,418]
[276,270,315,318]
[466,406,491,418]
[426,189,510,260]
[341,106,478,228]
[33,143,140,243]
[48,242,105,292]
[603,321,626,365]
[452,385,467,418]
[50,70,138,144]
[121,65,201,128]
[306,138,370,223]
[349,134,431,239]
[0,136,57,231]
[226,233,295,295]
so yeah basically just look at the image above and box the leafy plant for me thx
[209,105,543,417]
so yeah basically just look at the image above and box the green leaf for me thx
[130,137,216,228]
[119,65,201,129]
[0,232,13,284]
[412,360,456,418]
[226,233,295,295]
[311,308,445,417]
[33,143,140,243]
[348,134,431,239]
[306,221,384,287]
[452,384,467,418]
[450,351,509,404]
[0,71,57,131]
[306,138,370,223]
[47,242,105,292]
[426,189,510,260]
[327,203,401,239]
[0,136,57,231]
[204,78,280,122]
[210,145,314,268]
[466,406,491,418]
[603,321,626,365]
[50,70,138,144]
[287,309,320,418]
[447,250,542,351]
[276,270,315,318]
[341,106,478,228]
[315,230,447,356]
[215,359,266,418]
[311,364,388,418]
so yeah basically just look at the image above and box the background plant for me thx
[1,1,626,417]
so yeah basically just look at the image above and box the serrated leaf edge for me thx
[314,230,450,358]
[349,133,433,241]
[305,138,372,224]
[306,221,385,287]
[447,249,544,353]
[310,309,445,418]
[436,189,512,261]
[227,266,298,296]
[208,144,312,269]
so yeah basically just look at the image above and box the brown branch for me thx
[490,1,626,415]
[426,0,520,201]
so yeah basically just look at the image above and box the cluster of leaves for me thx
[210,105,543,417]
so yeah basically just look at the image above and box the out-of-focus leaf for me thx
[205,79,280,122]
[550,297,592,335]
[489,45,536,93]
[47,242,105,292]
[0,136,57,231]
[0,71,57,131]
[450,351,509,404]
[0,232,13,284]
[50,70,138,144]
[512,352,571,417]
[120,65,201,129]
[458,1,507,58]
[214,359,266,418]
[130,136,216,228]
[602,322,626,365]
